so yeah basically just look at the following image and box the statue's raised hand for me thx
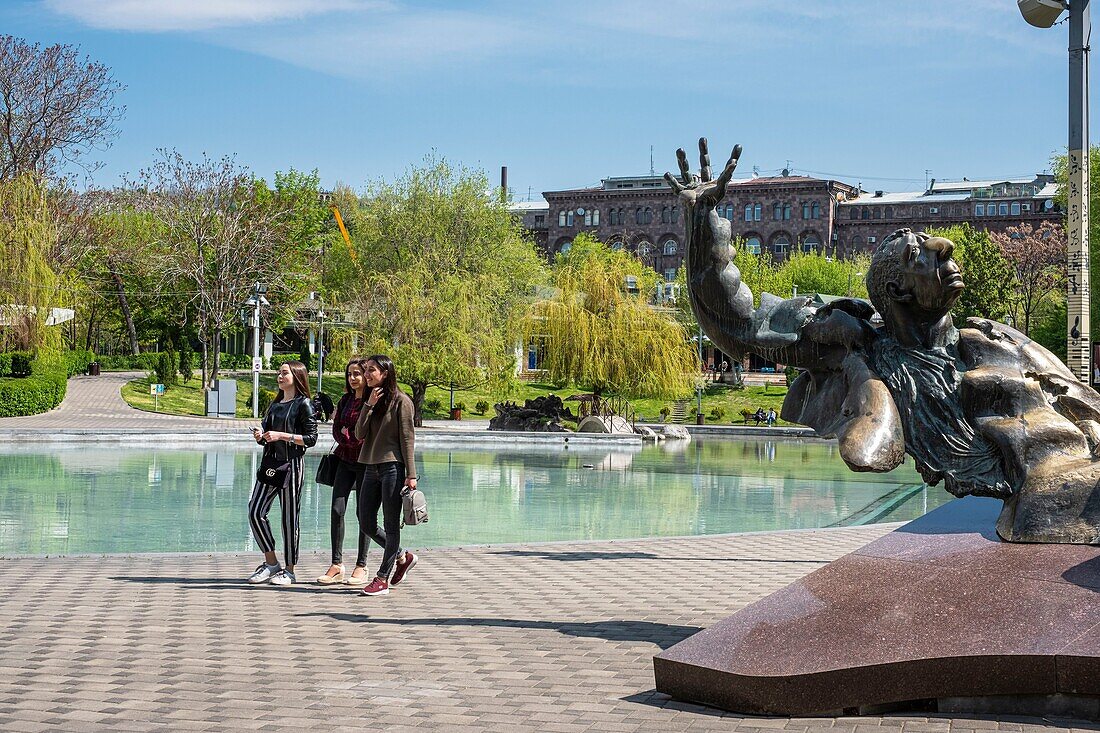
[664,137,741,209]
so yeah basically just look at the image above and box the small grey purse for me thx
[401,486,428,526]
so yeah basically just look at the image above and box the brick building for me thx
[528,172,1063,276]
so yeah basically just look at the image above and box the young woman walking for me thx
[317,358,374,586]
[354,354,419,597]
[247,361,318,586]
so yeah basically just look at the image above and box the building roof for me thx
[508,200,549,212]
[841,191,970,206]
[929,176,1047,193]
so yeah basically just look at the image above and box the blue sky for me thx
[2,0,1090,198]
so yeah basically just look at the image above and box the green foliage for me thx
[179,346,194,383]
[298,346,313,371]
[526,233,696,400]
[97,353,162,371]
[782,249,869,299]
[0,360,66,417]
[253,387,277,415]
[708,406,726,421]
[928,224,1014,322]
[0,353,10,376]
[474,399,490,415]
[740,408,754,423]
[784,365,797,387]
[347,156,547,420]
[453,401,467,412]
[155,351,177,387]
[1030,295,1068,362]
[425,398,442,413]
[63,349,94,377]
[659,405,671,419]
[0,175,59,352]
[267,353,299,370]
[8,351,33,376]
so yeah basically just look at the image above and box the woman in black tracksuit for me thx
[246,360,318,586]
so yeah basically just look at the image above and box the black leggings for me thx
[330,459,368,567]
[358,461,406,579]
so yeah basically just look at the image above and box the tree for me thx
[0,36,124,181]
[524,233,697,403]
[0,174,60,351]
[347,157,546,425]
[991,223,1067,336]
[780,249,869,299]
[928,224,1015,323]
[131,151,313,388]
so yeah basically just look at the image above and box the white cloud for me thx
[43,0,381,32]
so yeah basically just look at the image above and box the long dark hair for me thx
[275,360,312,404]
[344,357,366,397]
[363,354,398,412]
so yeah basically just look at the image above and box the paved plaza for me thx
[0,374,1096,731]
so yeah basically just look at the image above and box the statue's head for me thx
[867,229,964,326]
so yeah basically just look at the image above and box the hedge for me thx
[0,361,67,417]
[97,353,162,371]
[64,349,95,377]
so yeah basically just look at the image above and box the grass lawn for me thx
[121,372,796,425]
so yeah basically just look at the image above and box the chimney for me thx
[874,190,884,198]
[500,166,508,203]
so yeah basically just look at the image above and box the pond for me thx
[0,438,947,556]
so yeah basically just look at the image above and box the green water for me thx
[0,438,944,556]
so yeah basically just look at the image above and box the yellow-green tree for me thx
[0,174,60,351]
[525,233,697,403]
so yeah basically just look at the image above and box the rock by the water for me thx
[661,424,691,441]
[489,395,573,432]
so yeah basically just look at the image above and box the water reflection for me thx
[0,438,944,556]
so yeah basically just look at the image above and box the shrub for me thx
[9,350,33,376]
[298,346,313,371]
[708,406,726,421]
[0,361,67,417]
[785,365,798,387]
[97,353,161,371]
[424,398,442,413]
[659,405,671,421]
[267,353,298,370]
[64,349,95,377]
[454,401,467,412]
[0,353,12,377]
[179,347,194,383]
[248,386,278,415]
[155,352,177,387]
[474,399,490,415]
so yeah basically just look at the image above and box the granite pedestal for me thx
[654,496,1100,718]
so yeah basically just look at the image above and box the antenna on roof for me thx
[785,160,793,175]
[752,165,760,179]
[649,145,654,175]
[925,169,932,191]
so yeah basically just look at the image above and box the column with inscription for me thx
[1068,0,1091,383]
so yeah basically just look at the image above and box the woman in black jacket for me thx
[246,360,318,586]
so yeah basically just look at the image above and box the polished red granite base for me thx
[654,497,1100,716]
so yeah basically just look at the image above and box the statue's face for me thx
[893,235,964,316]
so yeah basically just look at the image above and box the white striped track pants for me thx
[247,457,304,566]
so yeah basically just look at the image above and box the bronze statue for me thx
[667,138,1100,544]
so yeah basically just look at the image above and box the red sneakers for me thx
[390,551,418,586]
[361,577,389,596]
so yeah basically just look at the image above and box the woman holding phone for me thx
[354,354,419,597]
[246,360,318,586]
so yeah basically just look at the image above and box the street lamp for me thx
[309,291,325,397]
[847,270,864,297]
[244,283,269,418]
[1018,0,1091,383]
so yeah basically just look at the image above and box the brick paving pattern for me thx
[0,528,1090,732]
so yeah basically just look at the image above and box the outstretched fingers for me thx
[698,137,712,182]
[713,145,742,197]
[676,148,691,185]
[664,171,684,194]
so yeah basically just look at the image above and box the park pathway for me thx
[2,525,1085,732]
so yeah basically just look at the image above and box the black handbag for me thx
[256,449,291,487]
[316,449,339,486]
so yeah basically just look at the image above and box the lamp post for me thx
[245,283,268,418]
[696,324,705,424]
[1019,0,1091,382]
[310,291,325,396]
[847,270,864,297]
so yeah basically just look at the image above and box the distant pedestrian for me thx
[354,354,420,597]
[720,360,729,374]
[247,361,318,586]
[753,408,766,426]
[766,408,777,427]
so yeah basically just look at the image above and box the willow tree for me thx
[0,174,60,351]
[347,156,546,425]
[525,233,697,404]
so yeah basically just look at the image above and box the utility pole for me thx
[1068,0,1092,383]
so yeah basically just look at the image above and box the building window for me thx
[610,239,624,250]
[671,206,679,223]
[745,204,753,221]
[812,202,820,219]
[802,234,821,253]
[849,207,858,220]
[558,211,566,226]
[773,203,782,220]
[1010,201,1021,216]
[664,268,677,282]
[913,207,923,217]
[999,202,1008,216]
[745,237,762,255]
[663,239,677,256]
[661,206,670,224]
[560,240,572,254]
[592,209,600,226]
[783,204,791,220]
[584,210,592,226]
[861,208,870,220]
[635,207,644,225]
[754,203,762,221]
[773,236,790,255]
[534,215,544,226]
[873,208,881,220]
[851,235,863,250]
[645,207,653,224]
[724,204,734,220]
[802,202,811,219]
[884,206,893,219]
[975,204,984,216]
[566,210,574,226]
